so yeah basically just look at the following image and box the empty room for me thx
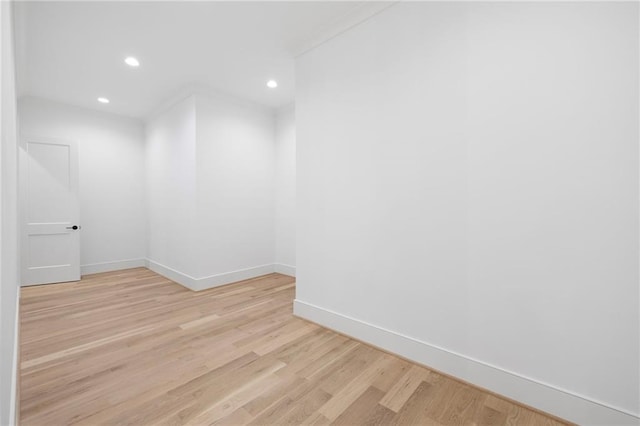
[0,1,638,425]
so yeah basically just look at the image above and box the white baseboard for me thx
[145,259,198,290]
[81,258,146,276]
[195,264,275,291]
[9,291,19,426]
[274,263,296,277]
[82,260,294,288]
[146,259,277,291]
[294,299,640,426]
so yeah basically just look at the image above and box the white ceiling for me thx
[14,1,393,119]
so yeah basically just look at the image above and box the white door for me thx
[21,136,81,286]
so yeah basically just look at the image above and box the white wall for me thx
[0,1,20,424]
[295,2,639,424]
[194,94,275,280]
[146,92,277,289]
[275,104,296,275]
[18,97,146,274]
[16,89,284,290]
[146,95,198,278]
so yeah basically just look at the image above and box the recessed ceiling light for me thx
[97,97,110,104]
[124,57,140,67]
[267,80,278,89]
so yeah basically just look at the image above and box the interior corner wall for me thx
[145,93,277,290]
[0,1,20,424]
[295,2,639,424]
[275,104,296,276]
[145,95,199,282]
[193,94,276,283]
[18,97,147,275]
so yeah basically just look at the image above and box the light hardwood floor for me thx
[20,268,569,425]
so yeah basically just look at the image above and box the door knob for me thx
[66,225,79,230]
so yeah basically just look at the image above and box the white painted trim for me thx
[274,263,296,277]
[146,83,273,123]
[292,2,399,57]
[145,259,198,290]
[9,291,19,426]
[81,258,146,276]
[145,259,277,292]
[294,299,640,426]
[194,264,275,291]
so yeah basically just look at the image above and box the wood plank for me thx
[332,386,395,426]
[380,364,431,412]
[317,355,393,420]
